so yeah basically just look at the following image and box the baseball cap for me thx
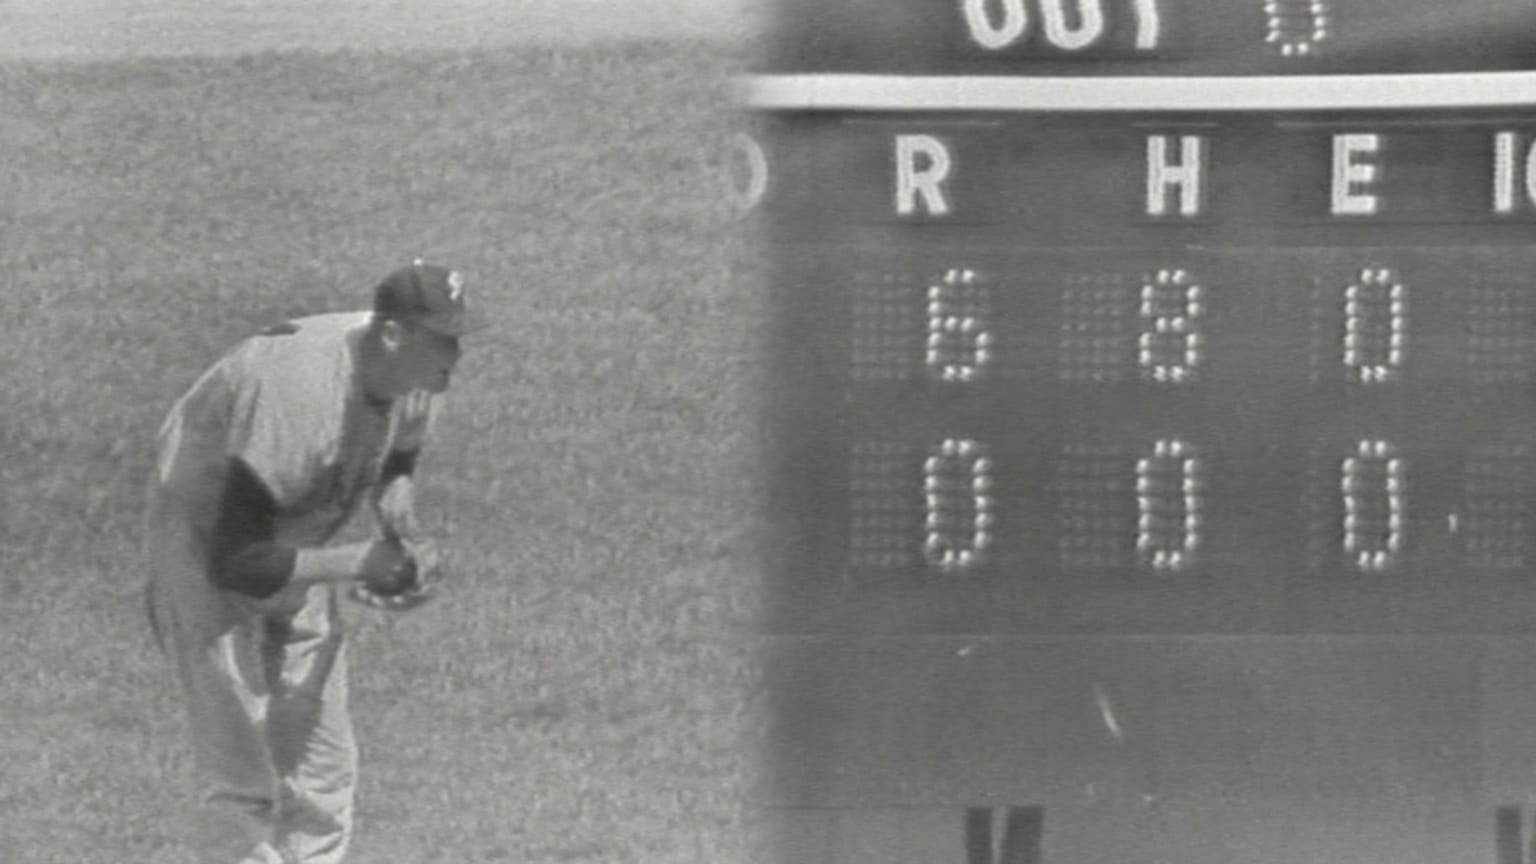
[372,260,490,336]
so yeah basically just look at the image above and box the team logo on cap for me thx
[448,270,465,303]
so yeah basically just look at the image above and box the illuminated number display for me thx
[753,4,1536,639]
[759,110,1536,624]
[759,115,1536,630]
[827,249,1536,587]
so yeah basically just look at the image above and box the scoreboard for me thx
[744,2,1536,863]
[747,9,1536,635]
[761,116,1536,634]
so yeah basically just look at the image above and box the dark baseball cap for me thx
[373,260,490,336]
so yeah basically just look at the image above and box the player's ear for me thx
[378,319,406,352]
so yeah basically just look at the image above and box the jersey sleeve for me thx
[225,374,297,504]
[208,457,297,598]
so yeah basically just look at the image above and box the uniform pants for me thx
[148,570,358,864]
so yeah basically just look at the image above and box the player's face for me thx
[389,322,463,394]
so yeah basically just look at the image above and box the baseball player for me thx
[143,261,485,863]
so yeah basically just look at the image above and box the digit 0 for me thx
[1136,438,1202,572]
[1265,0,1330,58]
[923,438,995,572]
[1343,268,1406,384]
[1342,439,1404,572]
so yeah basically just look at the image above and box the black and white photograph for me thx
[1,2,764,861]
[7,1,1536,863]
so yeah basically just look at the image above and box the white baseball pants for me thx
[146,514,358,864]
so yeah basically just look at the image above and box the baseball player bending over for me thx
[144,261,485,863]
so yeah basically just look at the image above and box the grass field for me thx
[0,0,763,59]
[0,39,767,863]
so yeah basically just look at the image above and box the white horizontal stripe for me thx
[736,72,1536,112]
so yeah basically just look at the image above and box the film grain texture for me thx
[0,3,767,863]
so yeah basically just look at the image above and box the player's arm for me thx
[372,449,422,540]
[372,390,433,540]
[209,458,405,597]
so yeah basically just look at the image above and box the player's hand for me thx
[357,537,416,594]
[350,537,439,612]
[402,537,442,583]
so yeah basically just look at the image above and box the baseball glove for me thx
[349,537,441,612]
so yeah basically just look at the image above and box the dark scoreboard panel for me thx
[762,112,1536,634]
[749,4,1536,860]
[773,247,1536,633]
[764,0,1536,74]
